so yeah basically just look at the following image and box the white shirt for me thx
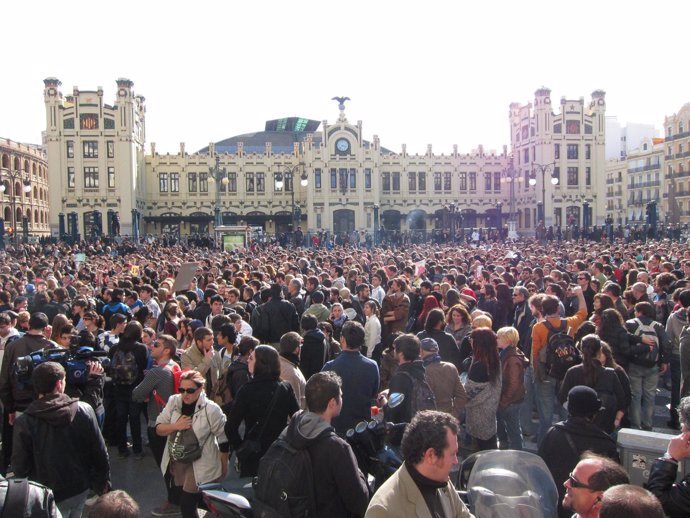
[364,315,381,357]
[371,286,386,306]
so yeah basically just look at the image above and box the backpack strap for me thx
[2,478,29,518]
[153,363,180,408]
[559,320,568,333]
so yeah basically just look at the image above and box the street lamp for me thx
[529,162,558,225]
[208,155,228,228]
[0,170,31,246]
[373,203,380,246]
[275,164,308,244]
[502,164,521,236]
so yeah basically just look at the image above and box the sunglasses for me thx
[178,387,199,394]
[568,472,593,490]
[152,341,163,348]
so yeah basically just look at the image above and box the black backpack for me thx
[253,434,322,518]
[542,320,581,380]
[399,371,437,416]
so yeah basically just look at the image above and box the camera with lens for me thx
[15,346,110,386]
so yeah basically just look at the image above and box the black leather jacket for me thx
[11,393,111,502]
[646,457,690,518]
[0,475,61,518]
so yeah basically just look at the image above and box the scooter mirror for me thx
[355,421,368,433]
[388,392,405,408]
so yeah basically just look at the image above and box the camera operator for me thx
[0,312,52,474]
[56,325,106,426]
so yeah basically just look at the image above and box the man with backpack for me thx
[253,371,369,518]
[132,334,182,517]
[531,286,587,445]
[108,321,148,459]
[625,301,671,430]
[382,334,436,426]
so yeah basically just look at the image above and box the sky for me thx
[2,1,688,156]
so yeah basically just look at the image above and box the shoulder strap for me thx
[562,430,579,458]
[255,382,282,442]
[543,320,557,334]
[2,478,29,518]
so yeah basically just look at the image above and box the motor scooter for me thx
[345,392,406,493]
[458,449,559,518]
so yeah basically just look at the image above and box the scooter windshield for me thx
[467,450,558,518]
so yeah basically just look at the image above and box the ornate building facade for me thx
[664,103,690,226]
[43,77,146,238]
[44,79,611,238]
[0,138,51,238]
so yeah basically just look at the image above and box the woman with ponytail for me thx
[558,334,626,433]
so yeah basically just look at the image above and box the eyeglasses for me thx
[152,341,163,348]
[568,472,593,490]
[178,387,200,394]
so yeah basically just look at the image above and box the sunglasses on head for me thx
[178,387,199,394]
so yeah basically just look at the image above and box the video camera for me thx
[15,346,110,386]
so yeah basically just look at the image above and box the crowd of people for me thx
[1,234,690,517]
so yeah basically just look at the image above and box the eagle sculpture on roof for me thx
[332,96,351,111]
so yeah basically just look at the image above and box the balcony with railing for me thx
[665,170,690,180]
[627,180,662,189]
[628,195,661,206]
[627,163,661,174]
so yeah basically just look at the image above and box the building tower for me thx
[43,78,146,238]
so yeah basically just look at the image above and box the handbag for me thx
[169,428,203,464]
[235,383,282,462]
[168,404,210,464]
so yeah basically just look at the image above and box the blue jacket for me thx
[322,350,379,435]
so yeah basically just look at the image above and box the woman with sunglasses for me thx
[156,370,228,518]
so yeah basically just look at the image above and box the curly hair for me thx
[401,410,458,465]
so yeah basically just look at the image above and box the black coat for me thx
[417,329,461,372]
[11,393,110,502]
[225,377,300,477]
[557,363,626,434]
[539,417,619,518]
[284,411,369,518]
[300,329,329,381]
[647,457,690,518]
[258,300,300,344]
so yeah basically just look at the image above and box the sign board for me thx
[172,262,200,292]
[223,234,246,252]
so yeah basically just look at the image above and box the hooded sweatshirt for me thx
[12,392,110,502]
[281,411,369,518]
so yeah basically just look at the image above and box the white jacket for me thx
[364,315,381,357]
[156,391,228,486]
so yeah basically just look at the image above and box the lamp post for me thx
[208,155,228,228]
[0,169,32,246]
[275,164,308,245]
[373,203,380,246]
[502,164,520,238]
[496,202,503,233]
[529,162,558,226]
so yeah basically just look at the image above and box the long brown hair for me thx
[470,328,500,383]
[580,334,603,387]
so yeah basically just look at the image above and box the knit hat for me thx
[420,337,439,352]
[567,386,602,417]
[189,319,204,332]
